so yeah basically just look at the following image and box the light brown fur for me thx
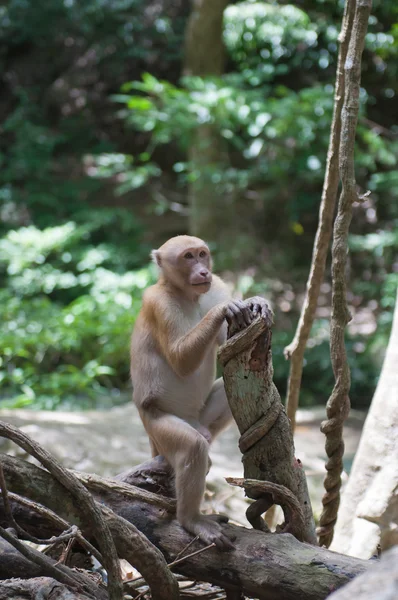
[130,235,269,549]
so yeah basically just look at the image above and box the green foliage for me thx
[0,222,155,409]
[271,322,382,409]
[224,2,319,85]
[116,71,396,245]
[0,0,396,411]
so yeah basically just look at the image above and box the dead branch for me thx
[219,317,317,545]
[0,525,103,599]
[0,576,97,600]
[0,453,370,600]
[5,490,103,564]
[284,0,356,432]
[0,422,179,600]
[318,0,373,548]
[0,464,89,554]
[0,421,122,599]
[227,478,306,541]
[0,528,105,599]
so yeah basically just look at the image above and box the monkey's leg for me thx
[149,438,160,457]
[199,378,233,440]
[142,411,234,550]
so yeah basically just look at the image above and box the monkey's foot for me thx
[206,513,229,524]
[181,514,235,551]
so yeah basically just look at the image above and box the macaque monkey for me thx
[130,235,270,549]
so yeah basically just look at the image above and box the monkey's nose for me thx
[200,270,209,278]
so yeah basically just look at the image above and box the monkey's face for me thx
[154,236,213,295]
[182,246,212,292]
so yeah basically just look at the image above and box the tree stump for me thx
[219,316,317,544]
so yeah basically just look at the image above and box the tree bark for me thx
[218,317,317,545]
[318,0,373,549]
[0,576,95,600]
[0,422,179,600]
[331,291,398,558]
[183,0,230,242]
[0,453,370,600]
[284,0,356,432]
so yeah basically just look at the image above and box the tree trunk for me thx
[0,453,370,600]
[219,317,317,544]
[183,0,230,242]
[331,291,398,558]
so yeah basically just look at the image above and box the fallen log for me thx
[0,576,94,600]
[0,453,370,600]
[0,421,178,600]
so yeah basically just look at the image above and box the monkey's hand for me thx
[224,299,254,332]
[244,296,273,326]
[180,514,235,551]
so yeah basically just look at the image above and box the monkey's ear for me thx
[150,249,161,267]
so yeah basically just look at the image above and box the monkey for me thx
[130,235,270,550]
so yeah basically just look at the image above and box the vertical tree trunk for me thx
[331,291,398,558]
[183,0,230,241]
[219,318,317,545]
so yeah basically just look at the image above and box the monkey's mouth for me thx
[192,281,211,286]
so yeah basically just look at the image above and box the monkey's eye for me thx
[184,252,194,259]
[199,251,207,258]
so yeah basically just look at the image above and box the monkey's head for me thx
[151,235,213,295]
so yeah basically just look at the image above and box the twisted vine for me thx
[318,0,373,548]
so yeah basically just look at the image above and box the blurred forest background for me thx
[0,0,397,412]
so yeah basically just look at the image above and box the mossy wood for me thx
[218,316,317,544]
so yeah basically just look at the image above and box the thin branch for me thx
[168,543,216,569]
[173,535,201,563]
[0,464,79,548]
[123,544,217,600]
[0,525,100,599]
[0,426,179,600]
[5,490,104,565]
[360,116,398,139]
[318,0,373,548]
[0,420,124,600]
[284,0,356,432]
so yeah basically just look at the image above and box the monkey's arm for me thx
[157,303,227,377]
[154,300,252,378]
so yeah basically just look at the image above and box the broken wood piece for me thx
[219,316,318,544]
[227,478,306,542]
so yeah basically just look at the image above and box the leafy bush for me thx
[0,221,155,409]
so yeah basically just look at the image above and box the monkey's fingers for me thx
[247,297,272,324]
[262,305,272,322]
[227,300,252,328]
[225,307,244,330]
[235,299,254,326]
[251,302,261,318]
[215,532,236,551]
